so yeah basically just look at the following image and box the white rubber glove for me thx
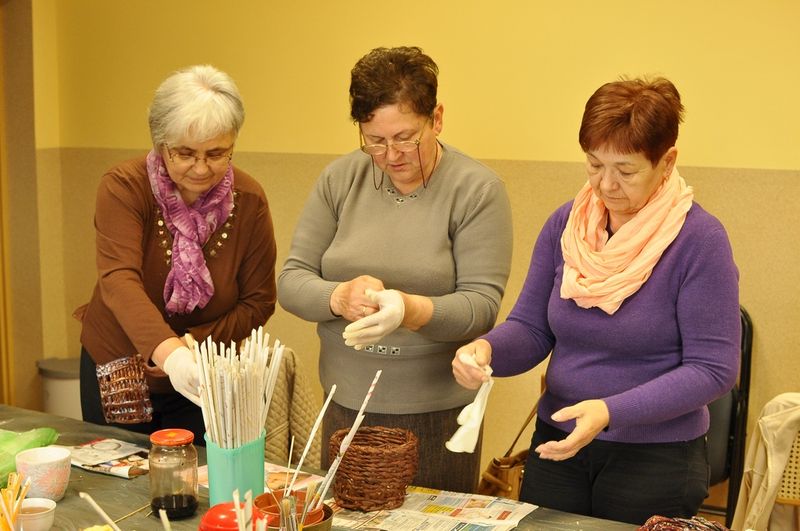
[446,353,494,453]
[162,346,201,406]
[342,289,405,350]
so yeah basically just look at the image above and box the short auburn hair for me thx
[579,77,684,165]
[349,46,438,123]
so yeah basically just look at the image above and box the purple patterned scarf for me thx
[146,150,234,315]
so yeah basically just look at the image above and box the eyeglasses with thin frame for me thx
[164,143,234,169]
[359,118,436,190]
[359,119,429,156]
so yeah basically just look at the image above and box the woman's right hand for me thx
[330,275,385,322]
[152,337,201,406]
[452,339,492,389]
[162,346,201,406]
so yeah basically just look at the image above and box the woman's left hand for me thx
[534,399,610,461]
[342,289,405,349]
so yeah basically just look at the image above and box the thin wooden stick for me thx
[11,477,30,521]
[158,508,172,531]
[79,492,123,531]
[0,494,15,531]
[112,502,151,523]
[287,385,336,492]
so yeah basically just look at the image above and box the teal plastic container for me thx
[205,431,266,506]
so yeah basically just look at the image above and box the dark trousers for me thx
[80,348,206,445]
[520,419,709,525]
[322,401,481,493]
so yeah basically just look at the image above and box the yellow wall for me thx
[42,1,800,170]
[16,0,800,479]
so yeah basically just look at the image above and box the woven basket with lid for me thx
[329,426,418,511]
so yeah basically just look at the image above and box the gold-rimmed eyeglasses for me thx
[359,120,428,156]
[359,119,435,190]
[164,144,234,169]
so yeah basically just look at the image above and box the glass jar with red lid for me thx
[149,428,199,518]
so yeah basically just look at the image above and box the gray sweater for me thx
[279,143,512,413]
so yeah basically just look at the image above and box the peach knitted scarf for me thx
[560,169,694,314]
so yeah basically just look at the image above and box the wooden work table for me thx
[0,405,635,530]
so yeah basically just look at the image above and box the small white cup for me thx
[15,446,72,501]
[19,497,56,531]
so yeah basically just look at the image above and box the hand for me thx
[535,399,610,460]
[330,275,385,322]
[182,332,196,350]
[342,289,404,349]
[162,346,201,406]
[452,340,493,389]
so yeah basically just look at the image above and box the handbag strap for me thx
[503,386,544,458]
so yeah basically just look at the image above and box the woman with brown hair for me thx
[453,77,740,523]
[279,46,513,492]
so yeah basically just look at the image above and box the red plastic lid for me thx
[150,428,194,446]
[199,502,265,531]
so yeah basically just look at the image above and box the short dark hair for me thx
[349,46,438,123]
[579,77,684,165]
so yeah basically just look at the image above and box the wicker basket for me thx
[96,355,153,424]
[329,426,418,512]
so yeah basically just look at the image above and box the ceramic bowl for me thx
[19,497,56,531]
[15,446,72,501]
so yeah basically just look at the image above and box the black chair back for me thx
[702,306,753,527]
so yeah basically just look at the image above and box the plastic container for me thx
[205,431,266,506]
[149,428,199,519]
[37,358,81,420]
[198,502,267,531]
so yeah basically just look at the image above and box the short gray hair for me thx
[148,64,245,147]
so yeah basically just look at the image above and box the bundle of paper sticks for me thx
[0,472,30,530]
[196,326,284,449]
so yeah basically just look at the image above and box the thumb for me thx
[365,288,380,303]
[551,406,578,423]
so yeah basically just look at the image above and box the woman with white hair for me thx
[76,65,277,442]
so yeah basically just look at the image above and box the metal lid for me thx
[150,428,194,446]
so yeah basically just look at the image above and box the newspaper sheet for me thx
[57,438,150,479]
[330,486,537,530]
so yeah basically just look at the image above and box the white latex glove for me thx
[342,289,404,350]
[162,346,201,406]
[446,353,493,453]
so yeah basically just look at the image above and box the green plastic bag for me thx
[0,427,59,487]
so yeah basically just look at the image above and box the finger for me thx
[343,325,381,343]
[451,365,486,389]
[535,439,577,461]
[343,314,380,333]
[458,352,480,368]
[344,333,381,347]
[550,406,577,423]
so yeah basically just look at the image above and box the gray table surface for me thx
[1,405,635,530]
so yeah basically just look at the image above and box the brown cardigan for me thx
[77,156,277,393]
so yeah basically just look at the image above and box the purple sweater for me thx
[485,200,740,443]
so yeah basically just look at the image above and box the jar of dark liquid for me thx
[149,428,199,519]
